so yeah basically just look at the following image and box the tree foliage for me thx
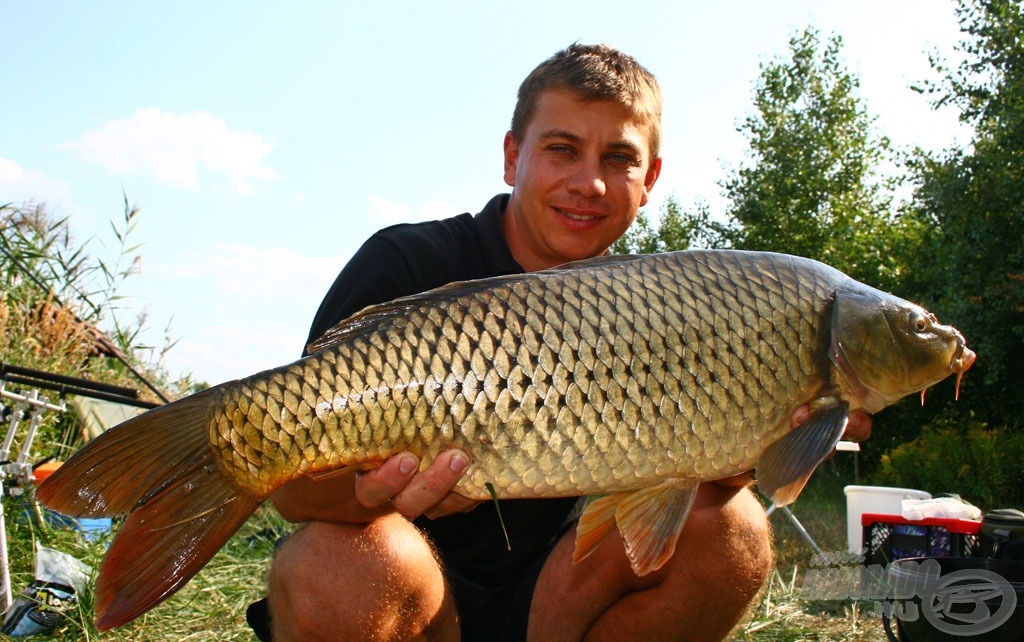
[620,9,1022,494]
[907,0,1024,428]
[717,28,911,291]
[624,28,918,292]
[613,196,715,254]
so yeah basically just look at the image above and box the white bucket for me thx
[843,485,931,552]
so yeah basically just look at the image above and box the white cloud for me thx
[142,243,348,383]
[167,324,304,385]
[0,157,71,205]
[62,109,277,195]
[155,242,344,298]
[366,195,457,224]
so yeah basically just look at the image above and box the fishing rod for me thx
[0,363,160,611]
[0,363,161,410]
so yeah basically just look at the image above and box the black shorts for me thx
[444,542,550,642]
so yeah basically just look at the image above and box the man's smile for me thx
[555,206,604,222]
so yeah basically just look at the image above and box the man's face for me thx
[502,89,662,271]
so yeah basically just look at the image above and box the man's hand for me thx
[714,404,873,489]
[270,449,478,524]
[787,405,873,442]
[355,450,480,519]
[842,408,872,442]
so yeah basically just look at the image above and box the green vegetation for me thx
[0,197,238,639]
[872,419,1024,508]
[1,501,283,640]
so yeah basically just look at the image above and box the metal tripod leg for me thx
[0,386,65,614]
[766,503,824,556]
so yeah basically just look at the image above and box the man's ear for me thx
[639,156,662,207]
[503,131,519,187]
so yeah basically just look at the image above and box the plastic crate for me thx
[861,512,982,565]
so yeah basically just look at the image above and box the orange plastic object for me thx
[32,461,63,485]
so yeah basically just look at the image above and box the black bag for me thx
[980,508,1024,561]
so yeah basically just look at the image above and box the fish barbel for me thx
[37,250,974,629]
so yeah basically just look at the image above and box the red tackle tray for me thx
[861,512,982,565]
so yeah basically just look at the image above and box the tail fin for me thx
[36,387,263,630]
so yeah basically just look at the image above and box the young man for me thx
[250,44,870,641]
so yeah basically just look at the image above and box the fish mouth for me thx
[948,332,976,400]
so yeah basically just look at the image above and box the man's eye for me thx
[608,153,639,166]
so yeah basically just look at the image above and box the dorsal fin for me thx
[305,253,647,354]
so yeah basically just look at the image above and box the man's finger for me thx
[354,452,420,508]
[844,409,872,442]
[789,404,811,429]
[390,450,470,519]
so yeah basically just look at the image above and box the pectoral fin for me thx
[757,400,849,506]
[574,480,699,576]
[307,465,362,482]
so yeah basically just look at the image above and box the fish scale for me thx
[37,248,974,630]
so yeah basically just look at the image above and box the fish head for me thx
[829,284,976,414]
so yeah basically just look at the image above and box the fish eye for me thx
[910,311,929,333]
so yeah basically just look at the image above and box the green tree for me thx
[907,0,1024,427]
[718,28,909,291]
[613,196,714,254]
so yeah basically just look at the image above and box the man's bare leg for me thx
[268,514,460,642]
[528,483,773,642]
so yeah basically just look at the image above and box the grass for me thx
[0,465,893,641]
[734,461,890,642]
[1,501,284,641]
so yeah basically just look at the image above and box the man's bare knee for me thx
[686,485,774,600]
[268,516,454,641]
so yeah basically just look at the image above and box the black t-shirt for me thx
[304,193,579,589]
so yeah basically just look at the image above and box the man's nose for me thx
[566,158,607,197]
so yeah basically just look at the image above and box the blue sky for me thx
[2,1,968,387]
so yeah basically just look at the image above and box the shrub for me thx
[870,418,1024,509]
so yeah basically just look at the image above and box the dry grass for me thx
[735,568,889,642]
[733,464,890,642]
[1,298,93,378]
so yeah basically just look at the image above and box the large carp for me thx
[37,250,974,630]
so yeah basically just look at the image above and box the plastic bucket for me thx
[884,557,1024,642]
[845,485,931,552]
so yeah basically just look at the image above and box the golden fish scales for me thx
[213,251,835,498]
